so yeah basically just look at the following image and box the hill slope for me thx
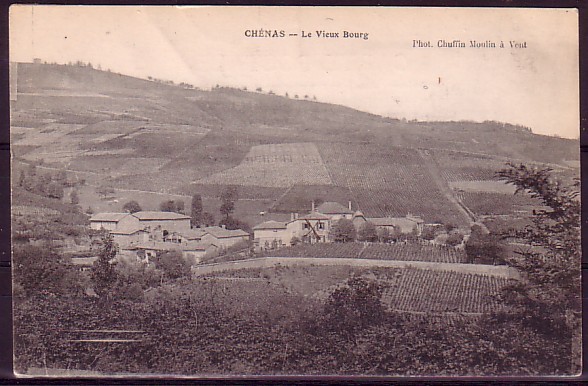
[10,63,578,225]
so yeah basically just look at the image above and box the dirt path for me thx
[416,148,476,225]
[192,256,520,280]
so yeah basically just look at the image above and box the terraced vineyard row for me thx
[431,149,506,182]
[259,242,467,264]
[317,142,467,224]
[361,243,467,263]
[379,269,508,313]
[259,243,365,258]
[456,191,539,216]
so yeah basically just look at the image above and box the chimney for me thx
[291,213,295,221]
[295,213,299,219]
[349,201,352,211]
[221,224,226,229]
[311,200,315,212]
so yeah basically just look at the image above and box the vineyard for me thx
[195,142,333,188]
[378,269,508,313]
[258,242,467,264]
[271,184,356,213]
[316,142,467,224]
[431,149,508,182]
[456,191,540,216]
[311,268,509,314]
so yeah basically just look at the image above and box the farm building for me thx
[90,211,191,240]
[253,201,427,251]
[315,201,354,220]
[365,214,424,235]
[90,212,134,231]
[198,226,250,248]
[124,240,219,264]
[253,220,290,249]
[131,211,191,240]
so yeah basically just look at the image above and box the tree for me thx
[331,219,356,243]
[446,231,464,247]
[190,194,203,227]
[69,189,79,205]
[357,221,378,242]
[91,234,118,300]
[201,212,215,227]
[493,163,581,373]
[175,200,185,214]
[159,200,177,212]
[219,216,251,233]
[45,182,64,200]
[220,186,238,219]
[465,226,503,264]
[153,250,191,281]
[323,276,385,342]
[420,225,437,241]
[122,200,142,213]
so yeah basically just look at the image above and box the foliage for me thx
[357,221,378,242]
[220,185,238,219]
[331,218,356,242]
[420,225,437,241]
[218,216,251,233]
[465,225,504,265]
[91,234,118,300]
[159,200,184,213]
[495,163,581,373]
[445,231,464,247]
[190,194,203,227]
[69,189,79,205]
[122,200,142,213]
[200,212,216,227]
[323,276,385,342]
[153,250,192,281]
[12,244,85,297]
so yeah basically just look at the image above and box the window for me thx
[317,222,325,230]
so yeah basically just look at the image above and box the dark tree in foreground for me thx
[323,276,385,342]
[331,219,356,242]
[91,234,118,300]
[494,163,581,373]
[122,200,142,213]
[153,250,191,281]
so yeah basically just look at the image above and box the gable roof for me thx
[253,220,288,230]
[316,201,353,215]
[297,211,331,221]
[89,212,129,222]
[203,226,249,238]
[178,229,207,240]
[132,211,191,221]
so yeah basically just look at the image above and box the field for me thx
[258,242,468,264]
[456,191,540,216]
[205,264,508,314]
[270,184,356,213]
[195,143,333,187]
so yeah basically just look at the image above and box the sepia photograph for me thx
[9,5,581,377]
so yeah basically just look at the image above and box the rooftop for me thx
[90,212,129,222]
[132,211,191,221]
[316,201,353,215]
[203,226,249,238]
[253,220,287,230]
[297,211,331,221]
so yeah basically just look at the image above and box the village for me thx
[88,200,431,267]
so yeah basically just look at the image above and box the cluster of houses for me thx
[89,211,249,264]
[89,202,425,264]
[253,201,424,251]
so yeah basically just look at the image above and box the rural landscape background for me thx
[11,61,580,376]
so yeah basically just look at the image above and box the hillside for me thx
[10,62,579,225]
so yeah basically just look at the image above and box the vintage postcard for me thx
[9,6,580,377]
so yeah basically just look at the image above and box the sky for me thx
[9,6,580,139]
